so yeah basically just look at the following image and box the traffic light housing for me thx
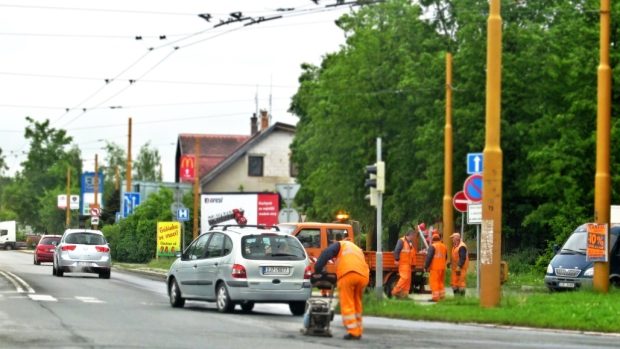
[365,161,385,207]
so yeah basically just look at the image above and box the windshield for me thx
[39,237,60,245]
[561,232,586,254]
[242,234,306,260]
[65,233,106,245]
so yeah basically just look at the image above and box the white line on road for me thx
[0,270,35,293]
[28,294,57,302]
[75,296,105,304]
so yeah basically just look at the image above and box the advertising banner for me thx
[179,155,195,182]
[157,222,181,257]
[586,223,608,262]
[201,193,280,233]
[80,172,104,215]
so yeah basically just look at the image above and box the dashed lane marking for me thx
[28,294,58,302]
[75,296,105,304]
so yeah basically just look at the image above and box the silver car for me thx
[167,225,312,315]
[53,229,111,279]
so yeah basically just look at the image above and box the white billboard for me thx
[201,193,279,234]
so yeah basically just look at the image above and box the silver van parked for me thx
[167,225,312,315]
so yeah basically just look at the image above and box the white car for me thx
[53,229,111,279]
[167,225,312,315]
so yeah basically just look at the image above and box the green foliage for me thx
[290,0,620,254]
[134,141,162,182]
[103,188,173,263]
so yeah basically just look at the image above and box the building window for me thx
[289,154,298,177]
[248,155,264,177]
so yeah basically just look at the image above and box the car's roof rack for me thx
[211,224,280,232]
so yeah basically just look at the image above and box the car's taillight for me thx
[95,246,110,253]
[61,245,76,251]
[37,245,46,251]
[232,264,247,279]
[304,265,313,279]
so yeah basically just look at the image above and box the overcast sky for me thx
[0,0,351,181]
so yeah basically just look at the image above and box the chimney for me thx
[260,109,269,131]
[250,113,258,135]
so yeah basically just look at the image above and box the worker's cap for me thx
[432,233,440,241]
[450,233,461,239]
[406,230,415,236]
[418,223,426,231]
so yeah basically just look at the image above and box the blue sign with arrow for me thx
[123,192,141,218]
[467,153,483,174]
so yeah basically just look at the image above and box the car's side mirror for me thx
[175,251,182,258]
[553,244,560,255]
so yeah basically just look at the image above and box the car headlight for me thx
[546,264,554,274]
[584,267,594,277]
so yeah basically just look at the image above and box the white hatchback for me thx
[53,229,111,279]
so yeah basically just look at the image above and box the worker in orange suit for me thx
[424,233,447,302]
[391,230,416,298]
[450,233,469,296]
[315,239,370,340]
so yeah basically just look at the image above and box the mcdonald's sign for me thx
[179,155,195,182]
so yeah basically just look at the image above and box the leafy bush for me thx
[504,247,542,275]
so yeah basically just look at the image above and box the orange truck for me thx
[278,222,428,296]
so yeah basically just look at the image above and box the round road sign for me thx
[463,174,483,202]
[452,191,469,213]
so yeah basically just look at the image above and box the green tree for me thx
[134,142,162,182]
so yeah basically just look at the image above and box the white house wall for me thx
[205,130,296,192]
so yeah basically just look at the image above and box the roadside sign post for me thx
[467,153,484,174]
[276,183,301,223]
[123,192,141,218]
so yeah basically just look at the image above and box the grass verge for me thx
[114,257,175,272]
[364,289,620,333]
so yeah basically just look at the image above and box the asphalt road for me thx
[1,250,618,349]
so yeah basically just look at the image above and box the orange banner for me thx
[586,223,608,262]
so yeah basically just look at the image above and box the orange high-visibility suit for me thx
[315,240,370,339]
[451,240,469,294]
[391,235,416,298]
[424,236,447,301]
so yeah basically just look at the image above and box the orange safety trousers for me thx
[391,264,411,297]
[429,269,445,301]
[338,271,369,337]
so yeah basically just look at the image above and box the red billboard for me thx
[179,155,195,182]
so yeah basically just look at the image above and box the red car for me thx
[34,235,61,265]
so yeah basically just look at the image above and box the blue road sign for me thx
[463,174,483,202]
[467,153,483,174]
[177,208,190,222]
[123,192,141,218]
[80,172,104,215]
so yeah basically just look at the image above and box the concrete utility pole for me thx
[375,137,384,299]
[443,52,454,251]
[126,117,132,193]
[593,0,611,293]
[66,167,71,227]
[193,136,200,239]
[94,154,99,207]
[480,0,503,308]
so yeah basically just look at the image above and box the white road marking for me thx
[75,296,105,304]
[0,270,35,293]
[28,294,57,302]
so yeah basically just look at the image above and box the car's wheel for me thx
[99,270,111,279]
[216,283,234,313]
[52,263,57,276]
[240,301,254,313]
[168,278,185,308]
[5,244,13,251]
[34,256,40,265]
[289,301,306,316]
[56,266,64,277]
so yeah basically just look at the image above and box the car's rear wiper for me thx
[560,248,578,254]
[271,253,297,257]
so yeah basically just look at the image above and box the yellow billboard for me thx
[157,222,181,257]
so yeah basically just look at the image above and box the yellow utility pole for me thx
[126,117,132,192]
[193,136,200,239]
[115,166,120,191]
[593,0,611,293]
[480,0,503,308]
[94,154,99,207]
[443,52,454,251]
[66,167,71,227]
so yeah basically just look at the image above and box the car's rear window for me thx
[40,237,60,245]
[242,234,305,260]
[65,233,106,245]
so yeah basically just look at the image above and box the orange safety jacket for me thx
[429,241,447,271]
[336,241,370,280]
[398,237,416,267]
[451,241,469,271]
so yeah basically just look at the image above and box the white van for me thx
[0,221,17,250]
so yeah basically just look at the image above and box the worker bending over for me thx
[315,240,370,340]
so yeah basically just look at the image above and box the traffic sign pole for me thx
[443,52,454,252]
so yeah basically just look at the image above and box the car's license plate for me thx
[263,266,289,275]
[78,262,91,267]
[559,282,575,288]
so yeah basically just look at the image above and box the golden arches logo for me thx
[181,156,195,169]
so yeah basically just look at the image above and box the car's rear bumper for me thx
[227,281,311,302]
[36,252,54,262]
[544,275,592,290]
[58,259,111,271]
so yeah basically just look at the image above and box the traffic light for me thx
[365,161,385,207]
